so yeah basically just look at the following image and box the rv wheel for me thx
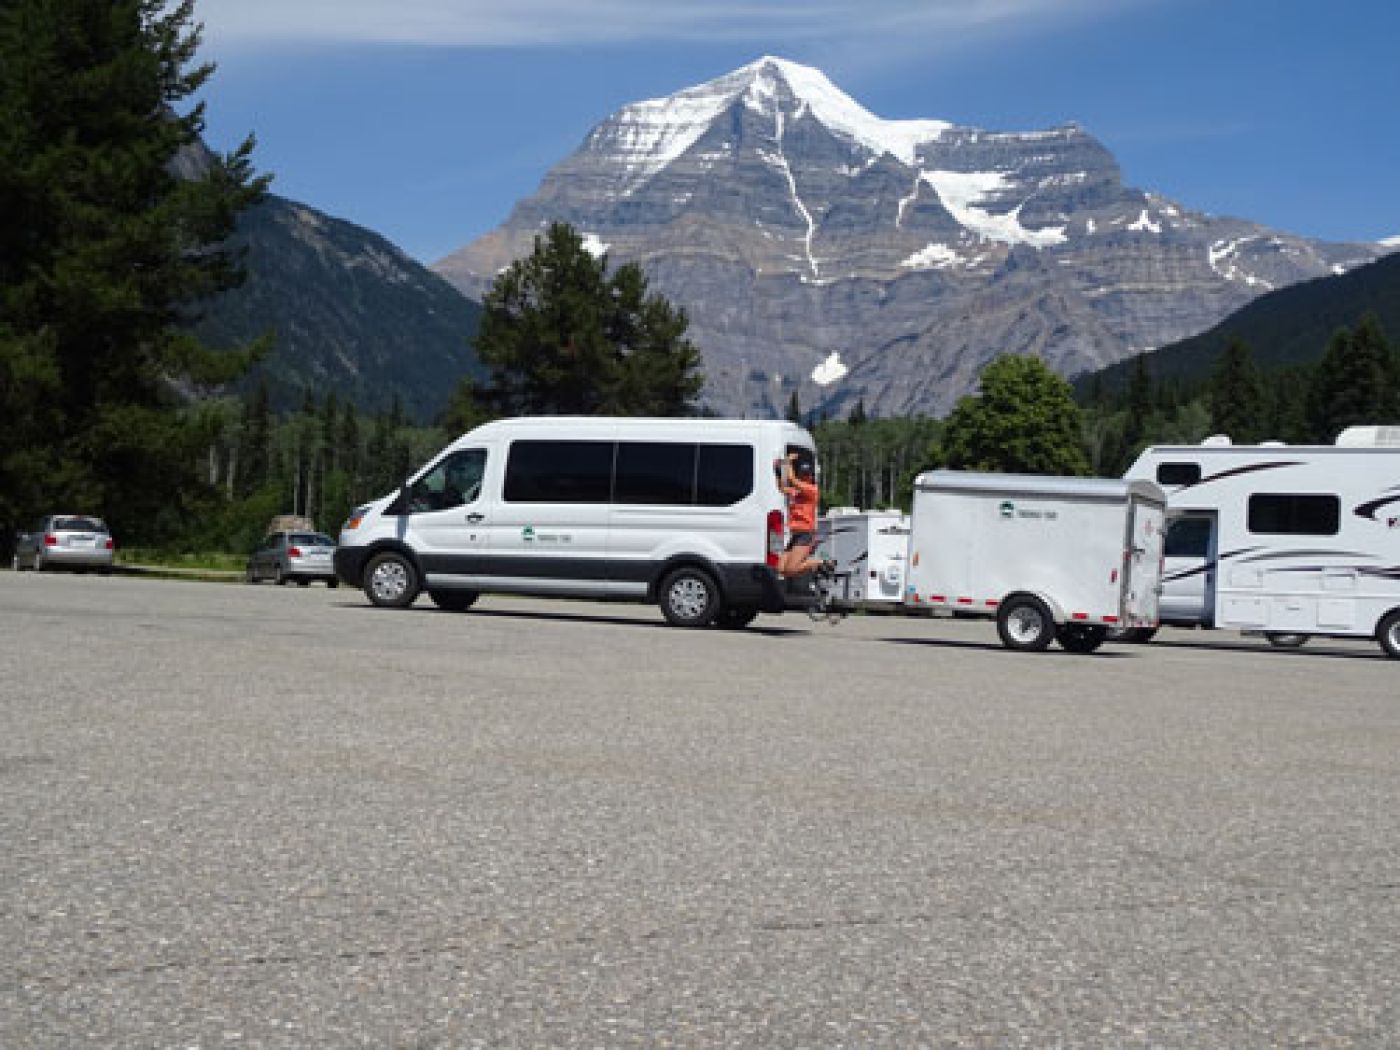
[1264,632,1309,649]
[1377,611,1400,659]
[996,596,1055,652]
[364,551,421,609]
[659,567,719,627]
[1056,623,1107,654]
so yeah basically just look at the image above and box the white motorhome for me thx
[1124,428,1400,657]
[334,417,818,628]
[817,508,910,605]
[902,471,1166,653]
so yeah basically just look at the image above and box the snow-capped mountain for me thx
[435,56,1384,417]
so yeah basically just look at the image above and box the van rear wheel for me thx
[996,596,1055,652]
[364,551,420,609]
[660,567,719,627]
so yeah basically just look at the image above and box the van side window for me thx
[1156,462,1201,486]
[1164,517,1212,559]
[410,449,487,512]
[615,442,697,505]
[1247,493,1340,536]
[697,444,753,506]
[505,441,613,503]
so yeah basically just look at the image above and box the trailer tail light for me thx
[44,534,57,546]
[765,510,784,569]
[1103,615,1119,623]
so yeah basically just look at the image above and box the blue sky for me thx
[195,0,1400,265]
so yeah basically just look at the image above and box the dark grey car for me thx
[12,515,115,573]
[245,531,339,587]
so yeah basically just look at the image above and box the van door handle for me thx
[466,513,485,523]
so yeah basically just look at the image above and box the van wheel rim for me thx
[669,578,709,619]
[371,561,408,601]
[1007,607,1045,644]
[1387,620,1400,651]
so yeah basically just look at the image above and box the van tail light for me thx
[766,510,784,569]
[287,546,302,558]
[44,534,57,546]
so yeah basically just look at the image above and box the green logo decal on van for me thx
[999,501,1015,519]
[522,526,535,542]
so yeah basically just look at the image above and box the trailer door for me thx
[1122,497,1166,625]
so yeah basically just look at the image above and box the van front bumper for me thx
[334,546,369,587]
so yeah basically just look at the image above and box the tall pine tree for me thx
[1207,338,1268,442]
[0,0,268,543]
[1307,314,1393,442]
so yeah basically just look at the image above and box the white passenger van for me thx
[334,416,818,627]
[1124,427,1400,657]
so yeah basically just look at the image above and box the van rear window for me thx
[697,445,753,506]
[615,443,697,505]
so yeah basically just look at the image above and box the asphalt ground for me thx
[2,571,1397,1048]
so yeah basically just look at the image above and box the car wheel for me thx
[296,579,310,587]
[1056,622,1107,654]
[995,595,1055,652]
[364,551,420,609]
[10,554,20,572]
[1376,610,1400,659]
[327,578,340,589]
[1107,625,1158,644]
[428,589,479,612]
[245,564,257,584]
[659,567,719,628]
[715,605,759,630]
[1265,632,1309,649]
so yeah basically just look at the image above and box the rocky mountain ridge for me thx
[435,56,1386,417]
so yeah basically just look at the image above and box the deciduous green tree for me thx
[939,355,1089,475]
[465,222,703,417]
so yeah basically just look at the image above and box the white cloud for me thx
[196,0,1148,48]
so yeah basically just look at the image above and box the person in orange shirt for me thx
[776,451,830,578]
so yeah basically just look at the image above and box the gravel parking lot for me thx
[2,572,1397,1047]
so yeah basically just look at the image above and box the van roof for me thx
[452,416,814,444]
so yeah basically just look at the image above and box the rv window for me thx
[1164,517,1212,559]
[504,440,613,503]
[1247,493,1340,536]
[615,442,697,505]
[696,444,753,506]
[1156,462,1201,486]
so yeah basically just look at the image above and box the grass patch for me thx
[116,548,246,573]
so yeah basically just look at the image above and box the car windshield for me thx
[290,533,334,547]
[54,517,106,532]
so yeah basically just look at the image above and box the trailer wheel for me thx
[428,589,478,612]
[996,595,1056,652]
[364,551,420,609]
[1107,626,1158,644]
[659,567,719,627]
[715,605,759,630]
[1264,632,1310,649]
[1377,611,1400,659]
[1057,623,1107,654]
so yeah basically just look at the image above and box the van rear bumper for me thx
[717,563,818,613]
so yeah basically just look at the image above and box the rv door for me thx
[1160,512,1217,627]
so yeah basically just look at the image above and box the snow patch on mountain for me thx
[811,351,848,386]
[1382,234,1400,248]
[920,171,1067,248]
[580,233,610,258]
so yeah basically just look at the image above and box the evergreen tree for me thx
[1308,315,1393,442]
[848,398,867,427]
[473,222,702,416]
[1207,338,1268,442]
[0,0,268,542]
[785,391,803,425]
[939,355,1089,475]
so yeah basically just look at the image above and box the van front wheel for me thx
[660,567,719,627]
[364,551,420,609]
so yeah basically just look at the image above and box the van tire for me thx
[1056,623,1107,654]
[659,567,719,627]
[715,605,759,630]
[1264,632,1309,649]
[429,589,478,612]
[364,551,420,609]
[996,595,1055,652]
[1377,610,1400,658]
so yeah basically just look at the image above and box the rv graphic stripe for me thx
[1183,462,1304,490]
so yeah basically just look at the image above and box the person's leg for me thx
[782,542,815,577]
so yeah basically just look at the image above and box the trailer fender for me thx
[1002,590,1066,625]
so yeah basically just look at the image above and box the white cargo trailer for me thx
[1123,428,1400,657]
[816,508,910,605]
[903,471,1166,653]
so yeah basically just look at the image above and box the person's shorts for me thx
[785,531,816,551]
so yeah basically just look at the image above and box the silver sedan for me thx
[11,515,115,573]
[245,531,339,587]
